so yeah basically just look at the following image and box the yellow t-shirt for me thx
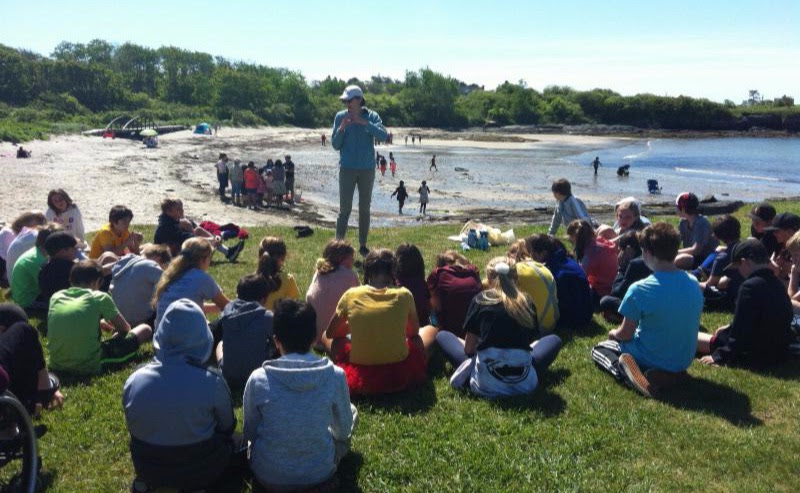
[89,223,130,259]
[334,285,416,365]
[265,271,300,311]
[516,260,559,331]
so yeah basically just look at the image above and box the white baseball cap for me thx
[339,85,365,101]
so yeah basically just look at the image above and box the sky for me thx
[2,0,798,103]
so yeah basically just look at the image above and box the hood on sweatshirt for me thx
[261,353,336,393]
[222,299,267,331]
[111,253,149,280]
[154,298,213,365]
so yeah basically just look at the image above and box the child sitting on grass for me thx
[788,231,800,315]
[123,298,239,493]
[154,198,244,260]
[591,223,703,398]
[525,234,593,330]
[698,215,743,311]
[567,219,618,303]
[325,249,438,396]
[673,192,717,270]
[111,244,171,327]
[548,178,593,236]
[426,250,483,338]
[89,205,143,260]
[1,211,47,286]
[598,232,651,323]
[257,237,300,311]
[306,240,360,347]
[11,223,62,315]
[395,243,431,326]
[435,257,563,398]
[38,231,78,303]
[45,188,86,250]
[48,260,152,374]
[749,202,779,256]
[152,238,229,328]
[697,239,795,368]
[244,299,356,492]
[597,197,650,243]
[215,274,277,389]
[507,239,560,332]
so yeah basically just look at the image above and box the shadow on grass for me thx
[337,450,365,493]
[555,319,608,345]
[354,379,437,415]
[55,348,154,387]
[36,468,58,492]
[658,376,762,427]
[748,358,800,381]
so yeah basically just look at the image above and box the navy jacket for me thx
[546,249,593,329]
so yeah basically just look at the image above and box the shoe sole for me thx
[619,353,653,398]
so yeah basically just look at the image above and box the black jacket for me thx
[609,257,651,299]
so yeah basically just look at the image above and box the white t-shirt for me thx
[0,227,17,261]
[46,206,85,243]
[5,228,37,283]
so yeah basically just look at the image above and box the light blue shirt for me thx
[331,108,387,169]
[619,270,702,372]
[155,268,221,329]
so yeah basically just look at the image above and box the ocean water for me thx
[277,137,800,225]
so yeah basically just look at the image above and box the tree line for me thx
[0,39,797,142]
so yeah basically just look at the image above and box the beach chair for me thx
[647,179,662,195]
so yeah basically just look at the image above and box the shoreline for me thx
[0,127,796,232]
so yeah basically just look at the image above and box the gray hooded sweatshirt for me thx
[123,298,235,447]
[218,298,276,388]
[111,254,163,325]
[243,352,355,489]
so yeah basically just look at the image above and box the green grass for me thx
[17,201,800,492]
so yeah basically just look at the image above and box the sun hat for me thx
[339,85,365,101]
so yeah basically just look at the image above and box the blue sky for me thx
[2,0,798,102]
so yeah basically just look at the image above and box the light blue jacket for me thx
[548,195,594,235]
[331,108,387,169]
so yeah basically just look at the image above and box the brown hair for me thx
[10,211,47,234]
[160,198,183,214]
[35,222,64,251]
[395,243,425,280]
[638,223,681,262]
[316,239,355,275]
[152,238,213,307]
[141,243,172,265]
[566,219,596,262]
[435,249,470,268]
[551,178,572,197]
[711,215,741,244]
[257,237,287,295]
[525,234,572,261]
[506,239,531,262]
[70,260,104,287]
[363,249,396,285]
[47,189,76,213]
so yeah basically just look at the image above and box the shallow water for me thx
[262,136,800,227]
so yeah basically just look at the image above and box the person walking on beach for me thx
[430,155,438,173]
[332,85,388,256]
[389,152,397,177]
[418,180,431,215]
[418,135,423,146]
[321,134,327,147]
[284,155,296,204]
[405,136,408,146]
[391,180,409,215]
[412,135,416,146]
[592,156,601,175]
[379,155,388,177]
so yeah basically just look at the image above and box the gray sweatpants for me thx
[336,167,375,247]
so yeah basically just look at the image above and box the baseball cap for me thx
[764,212,800,232]
[339,85,365,101]
[675,192,699,212]
[723,238,768,274]
[749,203,776,222]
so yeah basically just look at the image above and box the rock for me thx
[454,167,469,172]
[700,195,717,203]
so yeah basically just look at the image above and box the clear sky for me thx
[2,0,798,103]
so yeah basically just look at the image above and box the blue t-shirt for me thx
[619,270,703,372]
[155,269,221,329]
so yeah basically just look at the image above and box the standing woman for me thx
[331,85,388,256]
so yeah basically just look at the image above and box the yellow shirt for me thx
[265,271,300,311]
[334,285,416,365]
[89,223,130,259]
[516,260,559,331]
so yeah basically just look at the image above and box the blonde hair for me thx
[506,239,531,262]
[435,249,470,268]
[786,230,800,252]
[478,256,537,331]
[152,238,213,307]
[316,239,354,275]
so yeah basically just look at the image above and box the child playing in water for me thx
[390,181,409,215]
[418,181,430,215]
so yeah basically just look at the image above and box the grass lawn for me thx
[13,201,800,492]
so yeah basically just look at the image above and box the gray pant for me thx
[336,167,375,246]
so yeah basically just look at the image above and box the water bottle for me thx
[479,230,490,251]
[460,241,471,252]
[467,229,479,249]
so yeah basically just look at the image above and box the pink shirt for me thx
[581,237,619,297]
[305,265,360,342]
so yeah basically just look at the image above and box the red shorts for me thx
[335,339,427,396]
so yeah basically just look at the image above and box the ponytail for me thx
[480,257,537,331]
[317,239,354,276]
[152,238,213,308]
[257,252,282,295]
[566,219,595,262]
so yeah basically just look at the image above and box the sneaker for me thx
[226,240,245,263]
[131,479,153,493]
[618,353,653,398]
[359,246,370,256]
